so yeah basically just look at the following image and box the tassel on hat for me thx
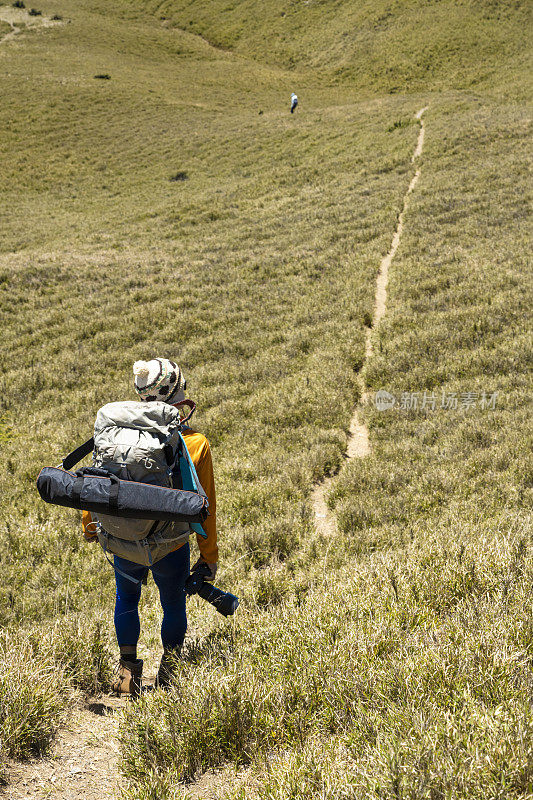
[133,358,185,403]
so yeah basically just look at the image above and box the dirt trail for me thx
[0,5,62,45]
[2,678,234,800]
[0,15,20,44]
[3,698,124,800]
[2,646,174,800]
[311,108,428,536]
[0,21,19,43]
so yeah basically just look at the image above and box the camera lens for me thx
[197,583,239,617]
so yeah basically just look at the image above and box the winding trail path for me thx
[311,107,428,537]
[2,676,231,800]
[0,18,20,44]
[0,5,62,45]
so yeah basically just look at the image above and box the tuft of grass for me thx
[42,619,115,694]
[169,170,188,182]
[119,523,533,796]
[0,416,13,445]
[0,620,113,763]
[0,633,69,761]
[387,118,414,132]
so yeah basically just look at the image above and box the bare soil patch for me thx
[3,698,124,800]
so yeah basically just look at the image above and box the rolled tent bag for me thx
[36,466,209,524]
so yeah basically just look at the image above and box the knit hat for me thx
[133,358,185,403]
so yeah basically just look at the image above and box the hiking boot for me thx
[155,649,180,690]
[111,658,143,698]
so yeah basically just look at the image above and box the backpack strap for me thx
[176,433,207,499]
[106,551,141,585]
[99,525,157,585]
[176,432,208,539]
[61,438,94,471]
[101,541,143,585]
[173,399,196,423]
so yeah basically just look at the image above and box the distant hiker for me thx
[82,358,218,695]
[290,92,298,113]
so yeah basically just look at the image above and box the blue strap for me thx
[103,542,143,585]
[177,433,202,491]
[190,522,208,538]
[111,555,143,585]
[177,433,208,539]
[98,527,145,585]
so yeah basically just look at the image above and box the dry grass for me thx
[0,0,531,795]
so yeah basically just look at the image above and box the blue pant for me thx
[113,543,190,650]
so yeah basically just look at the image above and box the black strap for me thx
[108,473,120,509]
[62,438,94,471]
[71,475,85,504]
[170,438,183,489]
[71,470,120,510]
[164,444,174,466]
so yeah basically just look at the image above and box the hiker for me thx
[290,92,298,113]
[81,358,218,695]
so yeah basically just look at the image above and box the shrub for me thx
[387,118,413,132]
[0,619,113,766]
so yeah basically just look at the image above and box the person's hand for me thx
[192,558,218,582]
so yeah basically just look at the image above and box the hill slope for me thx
[0,0,531,797]
[122,0,530,94]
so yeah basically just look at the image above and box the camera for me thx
[184,563,239,617]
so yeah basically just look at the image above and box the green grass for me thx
[119,0,530,97]
[0,619,112,776]
[0,0,531,795]
[120,529,533,796]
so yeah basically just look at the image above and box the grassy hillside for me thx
[0,0,531,797]
[118,99,532,799]
[121,0,530,95]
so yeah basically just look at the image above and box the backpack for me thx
[92,400,207,568]
[37,400,208,573]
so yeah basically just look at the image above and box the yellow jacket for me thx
[82,428,218,563]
